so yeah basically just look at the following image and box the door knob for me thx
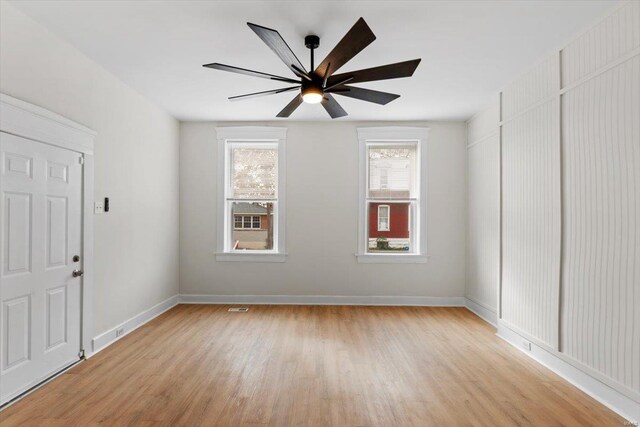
[72,270,84,278]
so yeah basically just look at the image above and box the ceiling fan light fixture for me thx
[301,86,323,104]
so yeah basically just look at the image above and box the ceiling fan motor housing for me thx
[301,79,324,104]
[305,35,320,50]
[301,79,323,92]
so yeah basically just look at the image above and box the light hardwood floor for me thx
[0,305,627,426]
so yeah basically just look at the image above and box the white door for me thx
[0,132,83,404]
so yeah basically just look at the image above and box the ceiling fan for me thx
[203,18,421,119]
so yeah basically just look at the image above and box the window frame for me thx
[215,127,287,262]
[357,127,429,264]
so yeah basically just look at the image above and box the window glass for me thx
[231,148,277,199]
[368,202,411,252]
[365,142,418,254]
[231,202,274,250]
[368,145,416,199]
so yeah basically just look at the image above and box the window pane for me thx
[367,202,411,252]
[231,202,274,250]
[368,145,416,198]
[234,215,242,228]
[231,147,277,199]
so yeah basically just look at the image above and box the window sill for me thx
[355,253,428,264]
[215,252,287,263]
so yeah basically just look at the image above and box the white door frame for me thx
[0,93,96,357]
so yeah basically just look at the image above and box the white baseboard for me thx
[464,297,497,327]
[90,295,179,355]
[179,294,466,306]
[497,320,640,424]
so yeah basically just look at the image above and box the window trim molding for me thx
[215,126,287,262]
[356,127,429,264]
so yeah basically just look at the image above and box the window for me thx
[216,127,287,262]
[234,215,262,229]
[357,127,429,263]
[379,168,389,189]
[378,205,390,231]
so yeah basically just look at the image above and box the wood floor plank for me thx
[0,305,628,426]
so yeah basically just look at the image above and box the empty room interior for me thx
[0,0,639,425]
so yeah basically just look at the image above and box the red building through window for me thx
[368,202,410,251]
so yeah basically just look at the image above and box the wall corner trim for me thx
[465,297,497,327]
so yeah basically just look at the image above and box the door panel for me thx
[4,153,32,178]
[46,285,67,350]
[4,192,31,275]
[2,295,30,370]
[46,196,67,268]
[1,132,82,404]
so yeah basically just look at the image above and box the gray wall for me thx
[180,121,467,298]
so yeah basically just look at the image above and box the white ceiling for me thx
[11,0,617,121]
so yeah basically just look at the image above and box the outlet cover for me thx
[94,201,104,214]
[521,339,532,351]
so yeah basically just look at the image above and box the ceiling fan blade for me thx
[325,59,421,87]
[321,94,348,119]
[291,64,312,81]
[277,95,303,118]
[314,17,376,78]
[328,85,400,105]
[247,22,308,77]
[324,76,354,91]
[203,63,300,84]
[229,86,300,101]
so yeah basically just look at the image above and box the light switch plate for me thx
[94,200,104,214]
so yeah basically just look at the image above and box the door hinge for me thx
[79,156,84,165]
[78,349,85,359]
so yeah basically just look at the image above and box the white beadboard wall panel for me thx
[466,133,500,313]
[502,54,559,121]
[467,99,500,145]
[561,1,640,88]
[561,56,640,395]
[501,100,561,349]
[468,1,640,414]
